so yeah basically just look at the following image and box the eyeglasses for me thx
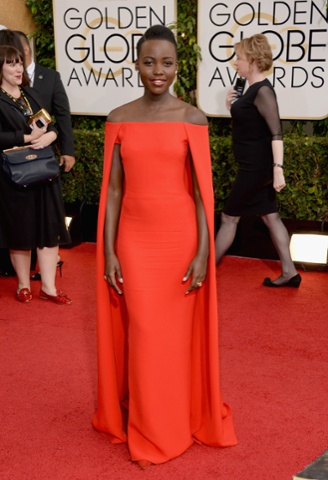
[15,97,32,116]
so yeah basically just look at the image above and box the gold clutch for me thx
[28,109,52,128]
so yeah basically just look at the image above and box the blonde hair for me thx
[234,34,273,72]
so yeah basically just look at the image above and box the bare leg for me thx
[9,250,31,291]
[37,246,59,296]
[215,213,240,265]
[261,212,298,284]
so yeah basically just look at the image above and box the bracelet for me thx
[273,163,284,169]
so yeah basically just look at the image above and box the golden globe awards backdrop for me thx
[0,0,34,33]
[53,1,177,115]
[198,1,328,119]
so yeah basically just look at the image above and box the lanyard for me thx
[1,87,33,116]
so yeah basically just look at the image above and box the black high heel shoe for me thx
[57,260,64,277]
[262,273,301,288]
[30,261,64,281]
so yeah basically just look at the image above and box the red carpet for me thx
[0,244,327,479]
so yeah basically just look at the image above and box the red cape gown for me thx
[93,122,237,464]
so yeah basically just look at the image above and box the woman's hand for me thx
[24,120,57,148]
[273,168,286,192]
[30,131,57,149]
[30,127,57,149]
[29,120,47,141]
[226,87,237,110]
[183,254,208,295]
[104,252,123,295]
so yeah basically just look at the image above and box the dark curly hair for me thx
[136,25,177,58]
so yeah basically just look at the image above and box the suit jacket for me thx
[33,64,75,156]
[0,87,56,151]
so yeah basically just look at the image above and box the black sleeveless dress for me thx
[224,78,282,216]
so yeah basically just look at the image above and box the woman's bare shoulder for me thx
[106,100,140,122]
[182,102,208,126]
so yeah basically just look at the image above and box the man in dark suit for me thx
[15,30,75,172]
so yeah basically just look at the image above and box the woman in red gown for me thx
[93,25,237,469]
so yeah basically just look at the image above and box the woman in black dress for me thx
[0,45,72,304]
[215,34,301,288]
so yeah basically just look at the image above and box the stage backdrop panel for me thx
[53,0,177,115]
[197,0,328,119]
[0,0,34,33]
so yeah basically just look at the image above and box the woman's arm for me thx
[104,143,124,295]
[25,120,57,148]
[272,139,286,192]
[0,117,26,150]
[255,86,286,192]
[183,159,209,294]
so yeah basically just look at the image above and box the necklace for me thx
[1,87,33,116]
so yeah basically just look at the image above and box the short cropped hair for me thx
[14,30,30,48]
[136,25,177,58]
[234,34,273,72]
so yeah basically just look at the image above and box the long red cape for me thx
[93,122,237,457]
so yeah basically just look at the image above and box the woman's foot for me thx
[39,289,72,305]
[136,460,152,470]
[16,288,32,303]
[263,273,301,288]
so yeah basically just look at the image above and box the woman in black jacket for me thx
[0,45,71,304]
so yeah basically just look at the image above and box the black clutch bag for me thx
[1,145,59,187]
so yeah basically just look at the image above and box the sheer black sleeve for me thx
[254,86,283,140]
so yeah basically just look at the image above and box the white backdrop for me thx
[53,0,177,115]
[197,0,328,119]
